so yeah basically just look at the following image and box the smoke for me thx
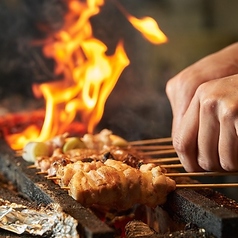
[0,0,67,97]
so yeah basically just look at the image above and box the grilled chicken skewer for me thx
[22,129,176,211]
[65,159,176,210]
[32,151,176,211]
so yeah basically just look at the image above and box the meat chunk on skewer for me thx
[66,159,176,211]
[57,160,104,187]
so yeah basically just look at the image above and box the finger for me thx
[166,74,198,137]
[173,95,202,172]
[218,105,238,171]
[197,98,221,171]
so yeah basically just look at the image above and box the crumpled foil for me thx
[0,198,79,237]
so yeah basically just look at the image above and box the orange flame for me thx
[6,0,167,150]
[128,16,168,44]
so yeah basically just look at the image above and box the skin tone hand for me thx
[166,43,238,172]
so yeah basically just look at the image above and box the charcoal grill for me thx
[0,135,238,238]
[0,136,114,238]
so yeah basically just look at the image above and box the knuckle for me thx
[197,154,221,171]
[196,85,218,114]
[220,158,238,172]
[197,158,210,171]
[165,79,173,96]
[201,98,217,114]
[166,74,186,96]
[195,82,208,95]
[198,161,216,171]
[220,103,238,122]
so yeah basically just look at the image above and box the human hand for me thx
[166,43,238,171]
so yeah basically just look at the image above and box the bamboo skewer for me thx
[160,164,184,169]
[132,145,174,150]
[177,183,238,188]
[140,149,176,156]
[129,137,172,145]
[27,165,37,169]
[167,171,238,177]
[144,157,180,163]
[15,150,23,156]
[36,171,48,175]
[61,186,70,190]
[61,183,238,190]
[47,176,60,180]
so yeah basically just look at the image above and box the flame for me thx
[128,16,168,44]
[6,0,167,150]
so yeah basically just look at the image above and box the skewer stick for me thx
[140,149,176,156]
[176,183,238,188]
[27,165,37,169]
[129,137,172,145]
[61,183,238,190]
[47,176,61,180]
[36,171,48,175]
[131,145,174,150]
[15,150,23,156]
[144,157,180,163]
[160,164,184,169]
[61,186,70,190]
[167,171,238,177]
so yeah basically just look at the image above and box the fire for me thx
[128,16,167,44]
[6,0,167,150]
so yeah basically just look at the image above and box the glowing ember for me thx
[6,0,167,150]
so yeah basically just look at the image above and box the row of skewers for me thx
[18,128,238,212]
[24,132,238,190]
[129,137,238,188]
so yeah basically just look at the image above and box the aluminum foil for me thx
[0,198,79,237]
